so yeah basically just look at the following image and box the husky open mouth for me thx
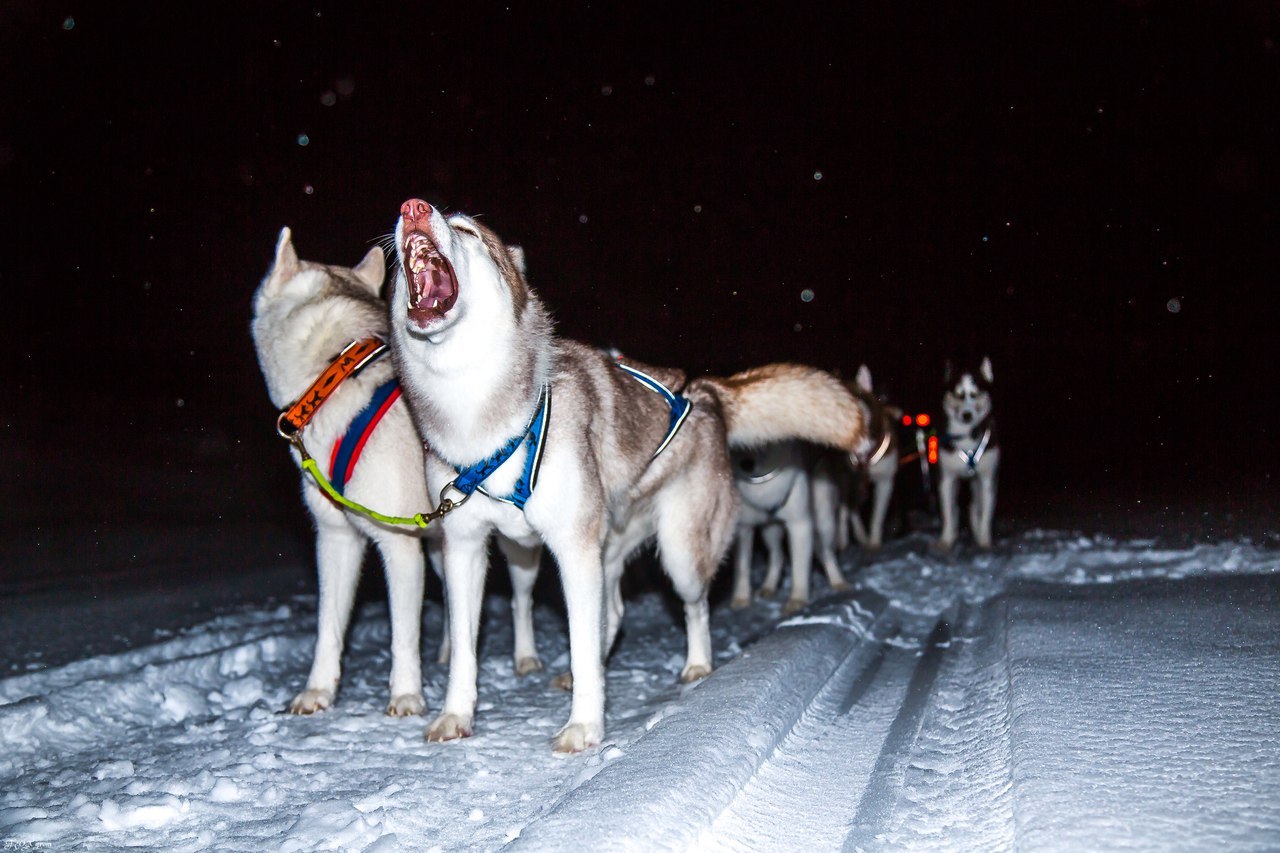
[403,230,459,326]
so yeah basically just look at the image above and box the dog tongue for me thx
[407,254,458,323]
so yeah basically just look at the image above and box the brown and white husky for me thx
[386,199,870,752]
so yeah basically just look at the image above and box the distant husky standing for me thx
[251,229,543,717]
[387,198,870,752]
[729,442,852,614]
[936,357,1000,550]
[845,364,900,551]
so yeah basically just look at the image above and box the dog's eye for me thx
[450,222,480,239]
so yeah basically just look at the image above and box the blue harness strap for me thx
[451,384,551,510]
[616,362,693,458]
[328,378,402,495]
[446,360,689,513]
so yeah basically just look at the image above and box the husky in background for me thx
[729,442,852,614]
[387,198,870,752]
[936,357,1000,550]
[251,229,543,717]
[845,364,901,551]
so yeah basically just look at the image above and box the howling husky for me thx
[251,229,543,717]
[387,198,870,752]
[936,357,1000,550]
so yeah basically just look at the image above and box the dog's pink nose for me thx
[401,198,432,224]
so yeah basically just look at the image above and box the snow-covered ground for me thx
[2,529,1278,851]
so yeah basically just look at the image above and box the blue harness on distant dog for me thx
[446,361,691,510]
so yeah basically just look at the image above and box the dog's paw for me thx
[931,539,955,555]
[552,721,602,754]
[680,663,712,683]
[425,713,472,742]
[515,656,544,676]
[757,585,778,600]
[386,693,425,717]
[830,580,853,593]
[782,597,807,616]
[550,672,574,692]
[730,596,751,610]
[289,688,334,715]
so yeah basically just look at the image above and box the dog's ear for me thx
[263,227,300,292]
[856,364,873,393]
[351,245,385,295]
[943,359,954,385]
[507,245,527,277]
[980,356,994,384]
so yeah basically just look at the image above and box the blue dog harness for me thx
[450,383,552,510]
[615,362,693,458]
[328,378,402,496]
[446,361,692,510]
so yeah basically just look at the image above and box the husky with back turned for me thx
[387,198,871,752]
[251,229,544,717]
[935,357,1000,550]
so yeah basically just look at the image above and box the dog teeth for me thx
[431,298,440,309]
[410,258,426,273]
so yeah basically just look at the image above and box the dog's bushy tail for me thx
[692,363,869,455]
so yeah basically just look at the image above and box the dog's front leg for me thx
[936,470,959,551]
[550,547,606,753]
[377,534,426,716]
[975,467,998,549]
[497,536,544,675]
[426,532,490,742]
[293,521,365,714]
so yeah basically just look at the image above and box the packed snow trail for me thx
[2,532,1278,850]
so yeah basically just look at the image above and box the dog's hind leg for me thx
[782,518,815,615]
[426,531,490,743]
[868,469,894,549]
[656,496,732,684]
[730,526,755,608]
[497,536,544,675]
[376,533,426,717]
[811,479,850,596]
[293,520,365,714]
[758,524,786,598]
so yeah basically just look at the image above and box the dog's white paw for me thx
[515,656,544,676]
[730,596,751,610]
[830,580,852,593]
[425,713,472,742]
[782,597,807,616]
[550,672,574,692]
[386,693,425,717]
[932,539,955,555]
[552,721,602,754]
[757,585,778,600]
[290,688,334,715]
[680,663,712,683]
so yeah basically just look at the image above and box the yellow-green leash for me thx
[286,434,461,529]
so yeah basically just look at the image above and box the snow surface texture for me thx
[2,531,1278,851]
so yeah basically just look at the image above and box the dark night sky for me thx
[3,1,1275,538]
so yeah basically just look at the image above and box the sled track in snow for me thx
[512,591,1020,851]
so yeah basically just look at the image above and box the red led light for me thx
[927,435,939,464]
[915,413,931,428]
[902,414,912,426]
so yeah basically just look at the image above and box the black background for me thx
[4,1,1275,558]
